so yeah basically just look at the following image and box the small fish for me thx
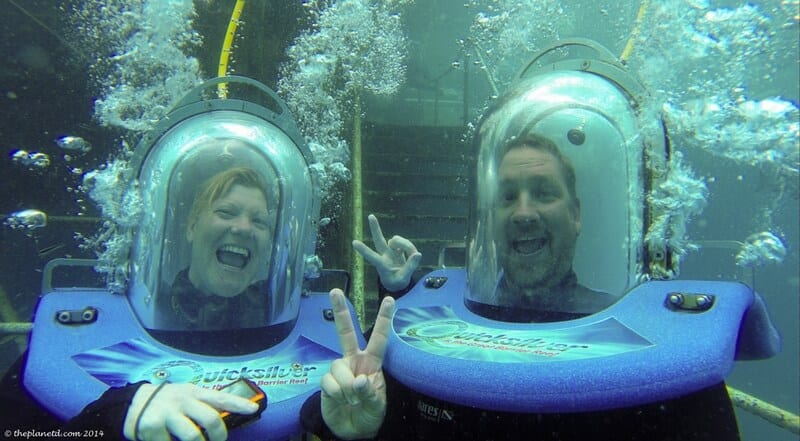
[56,136,92,153]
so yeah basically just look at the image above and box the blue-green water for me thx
[0,1,797,440]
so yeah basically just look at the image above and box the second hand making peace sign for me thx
[320,289,396,440]
[353,214,422,293]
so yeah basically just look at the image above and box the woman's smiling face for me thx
[187,184,271,297]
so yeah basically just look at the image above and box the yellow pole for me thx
[47,215,102,223]
[217,0,246,98]
[0,323,32,335]
[727,386,800,435]
[0,285,27,352]
[620,0,650,63]
[351,95,365,328]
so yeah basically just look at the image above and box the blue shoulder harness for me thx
[384,268,780,413]
[24,285,359,440]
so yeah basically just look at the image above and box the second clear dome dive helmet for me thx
[466,39,671,316]
[126,77,320,354]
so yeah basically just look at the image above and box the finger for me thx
[353,374,387,425]
[329,358,360,406]
[320,371,345,403]
[352,240,384,268]
[180,400,227,441]
[353,374,383,410]
[367,214,389,254]
[163,412,206,441]
[330,288,360,357]
[386,235,419,257]
[399,253,422,279]
[365,296,395,361]
[135,416,172,441]
[192,387,259,415]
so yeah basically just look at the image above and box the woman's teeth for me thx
[216,245,250,268]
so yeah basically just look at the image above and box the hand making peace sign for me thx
[353,214,422,293]
[320,289,396,440]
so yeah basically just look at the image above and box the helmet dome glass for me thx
[466,70,644,318]
[128,110,317,354]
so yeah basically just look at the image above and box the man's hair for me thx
[187,167,270,228]
[502,133,578,202]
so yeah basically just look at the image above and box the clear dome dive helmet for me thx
[466,39,668,318]
[127,77,320,355]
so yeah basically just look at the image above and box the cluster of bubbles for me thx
[636,1,798,175]
[627,0,797,267]
[10,150,50,170]
[278,0,411,198]
[665,97,799,175]
[10,136,92,172]
[6,134,96,238]
[57,1,205,284]
[77,155,143,292]
[64,0,203,132]
[645,151,709,261]
[735,231,788,268]
[464,0,570,92]
[4,209,47,231]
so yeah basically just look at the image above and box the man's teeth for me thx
[216,245,250,268]
[513,238,546,254]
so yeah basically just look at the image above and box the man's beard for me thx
[501,247,574,300]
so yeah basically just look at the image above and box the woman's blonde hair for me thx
[187,167,270,229]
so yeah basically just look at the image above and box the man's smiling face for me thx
[495,145,581,294]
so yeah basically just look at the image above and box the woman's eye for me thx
[215,209,235,218]
[253,217,270,229]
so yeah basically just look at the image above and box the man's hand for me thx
[123,383,259,441]
[353,214,421,292]
[321,288,396,440]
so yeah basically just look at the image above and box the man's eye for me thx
[536,187,561,202]
[536,191,556,201]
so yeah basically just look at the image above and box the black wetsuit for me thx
[158,269,269,330]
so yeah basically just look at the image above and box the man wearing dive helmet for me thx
[309,49,742,440]
[312,142,740,441]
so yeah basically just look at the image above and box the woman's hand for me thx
[123,382,259,441]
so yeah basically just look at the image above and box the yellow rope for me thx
[620,0,650,63]
[727,385,800,435]
[217,0,246,98]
